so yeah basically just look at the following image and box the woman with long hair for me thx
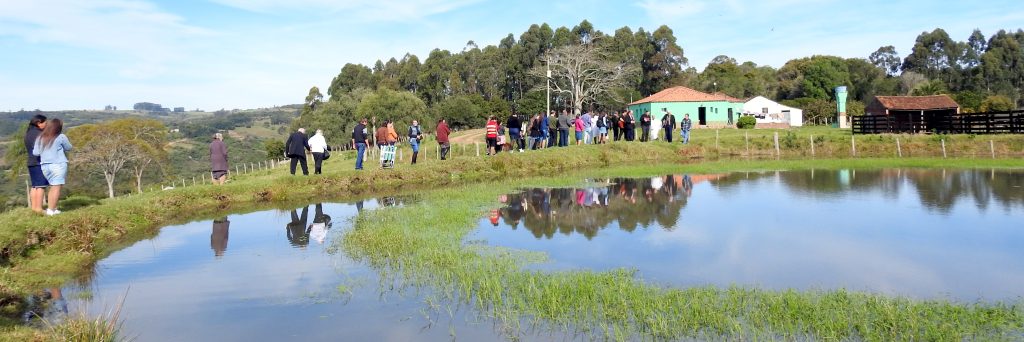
[32,119,72,216]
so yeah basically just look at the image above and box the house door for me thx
[727,108,734,124]
[698,107,707,125]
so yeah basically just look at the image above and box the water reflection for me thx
[211,217,229,257]
[477,169,1024,301]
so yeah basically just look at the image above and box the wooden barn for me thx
[863,95,960,133]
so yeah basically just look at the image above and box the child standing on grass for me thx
[32,119,72,216]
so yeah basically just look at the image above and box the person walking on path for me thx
[506,114,523,152]
[640,110,652,142]
[24,114,48,214]
[680,113,693,144]
[31,119,71,216]
[661,109,677,143]
[436,118,451,160]
[352,118,369,169]
[408,120,423,164]
[308,129,329,174]
[209,133,228,185]
[557,110,570,147]
[485,116,499,155]
[285,128,311,176]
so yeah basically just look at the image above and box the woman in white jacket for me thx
[307,129,329,175]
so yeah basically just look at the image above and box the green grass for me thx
[1,132,1024,340]
[341,166,1024,341]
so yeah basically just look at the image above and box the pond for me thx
[26,198,513,341]
[471,169,1024,302]
[21,169,1024,341]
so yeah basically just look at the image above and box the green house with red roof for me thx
[628,86,745,128]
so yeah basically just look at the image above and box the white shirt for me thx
[308,133,328,153]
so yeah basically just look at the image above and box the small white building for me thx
[742,96,804,127]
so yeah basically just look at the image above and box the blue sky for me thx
[1,0,1022,111]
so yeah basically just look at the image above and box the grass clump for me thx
[341,171,1024,341]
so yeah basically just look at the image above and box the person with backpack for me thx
[528,113,545,150]
[596,112,608,144]
[24,114,48,214]
[408,120,423,164]
[31,118,71,216]
[661,109,677,143]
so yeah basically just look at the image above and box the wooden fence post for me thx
[941,139,947,158]
[744,132,749,156]
[809,135,815,156]
[851,135,857,157]
[193,177,196,186]
[773,132,780,157]
[475,142,480,157]
[896,136,902,158]
[990,140,996,159]
[715,129,719,149]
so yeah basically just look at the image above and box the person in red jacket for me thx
[436,118,451,160]
[485,116,498,156]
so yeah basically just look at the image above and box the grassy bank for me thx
[1,135,1023,339]
[342,162,1024,341]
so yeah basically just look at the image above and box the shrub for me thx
[736,116,756,129]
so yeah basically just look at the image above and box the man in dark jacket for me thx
[436,118,451,160]
[661,109,677,143]
[285,128,310,176]
[24,114,47,214]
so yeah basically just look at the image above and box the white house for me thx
[742,96,804,127]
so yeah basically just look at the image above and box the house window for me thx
[762,107,769,114]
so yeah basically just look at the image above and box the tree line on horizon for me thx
[296,21,1024,135]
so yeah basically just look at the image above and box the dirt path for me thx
[449,128,485,145]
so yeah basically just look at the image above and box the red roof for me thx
[630,86,742,105]
[873,95,959,110]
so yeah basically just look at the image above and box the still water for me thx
[25,169,1024,341]
[473,169,1024,302]
[37,198,508,341]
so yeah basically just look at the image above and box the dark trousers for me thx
[290,155,308,175]
[626,128,636,141]
[558,129,569,147]
[612,127,620,141]
[440,142,450,160]
[664,127,673,143]
[311,152,324,174]
[640,126,650,142]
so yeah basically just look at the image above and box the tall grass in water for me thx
[342,179,1024,341]
[42,292,129,342]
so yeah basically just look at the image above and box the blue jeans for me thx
[355,143,366,169]
[546,131,554,147]
[531,137,544,150]
[681,130,690,144]
[410,138,419,152]
[558,129,569,147]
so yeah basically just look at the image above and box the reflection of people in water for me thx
[22,288,68,325]
[495,175,697,239]
[355,200,364,212]
[211,217,229,257]
[287,206,310,247]
[309,203,332,244]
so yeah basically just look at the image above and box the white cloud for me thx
[0,0,212,79]
[635,0,707,24]
[210,0,482,21]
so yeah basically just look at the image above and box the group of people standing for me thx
[24,115,71,216]
[485,108,695,153]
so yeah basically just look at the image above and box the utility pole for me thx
[546,61,551,116]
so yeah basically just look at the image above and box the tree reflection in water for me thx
[494,169,1024,239]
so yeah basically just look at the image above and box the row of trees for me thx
[298,22,1023,136]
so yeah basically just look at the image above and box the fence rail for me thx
[852,110,1024,134]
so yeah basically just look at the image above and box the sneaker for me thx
[45,209,61,216]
